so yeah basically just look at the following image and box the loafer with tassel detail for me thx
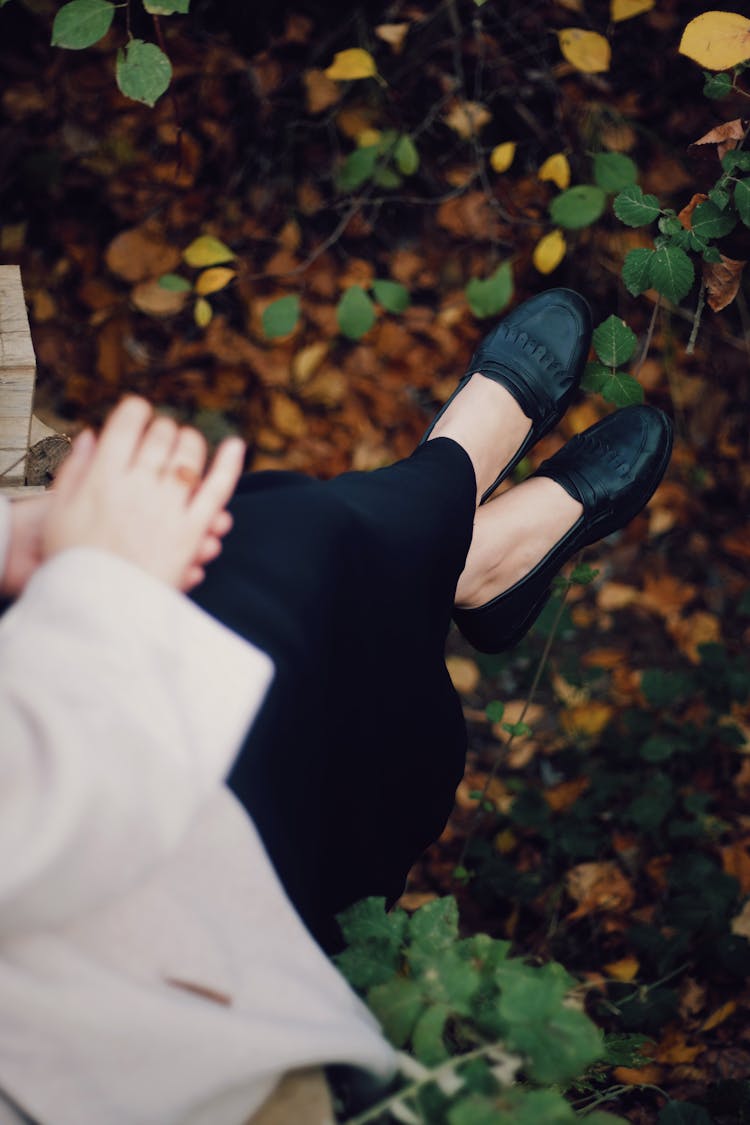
[453,405,674,653]
[421,288,592,504]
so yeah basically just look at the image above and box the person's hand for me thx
[42,397,246,591]
[0,494,51,598]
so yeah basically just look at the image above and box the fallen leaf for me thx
[582,647,625,669]
[194,297,212,327]
[679,978,707,1019]
[731,898,750,939]
[611,0,654,21]
[677,192,708,229]
[552,672,589,707]
[444,101,492,139]
[655,1029,704,1065]
[324,48,378,81]
[538,152,571,189]
[613,1065,663,1086]
[597,582,639,611]
[703,253,746,312]
[269,392,307,438]
[722,526,750,560]
[638,573,697,619]
[446,655,481,695]
[604,956,640,981]
[490,141,516,173]
[194,267,236,296]
[375,22,410,53]
[680,11,750,71]
[557,28,611,74]
[106,226,181,282]
[183,235,235,268]
[533,229,567,274]
[131,279,187,316]
[560,701,614,740]
[303,69,342,114]
[545,776,590,812]
[566,861,636,920]
[721,837,750,895]
[292,341,328,385]
[692,118,747,160]
[668,610,721,664]
[702,1000,737,1032]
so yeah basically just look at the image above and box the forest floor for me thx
[3,0,750,1120]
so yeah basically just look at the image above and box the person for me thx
[0,288,672,1124]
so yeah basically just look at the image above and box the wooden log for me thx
[0,265,36,488]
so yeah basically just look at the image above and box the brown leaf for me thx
[545,777,590,812]
[105,226,180,283]
[703,254,747,312]
[131,279,187,317]
[566,861,636,920]
[444,101,492,139]
[638,573,697,620]
[303,69,342,115]
[269,392,307,438]
[691,118,748,160]
[721,837,750,895]
[667,610,721,664]
[722,526,750,560]
[375,22,410,53]
[702,1000,737,1032]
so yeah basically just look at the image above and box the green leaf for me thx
[372,279,410,313]
[143,0,188,10]
[336,146,378,191]
[641,668,694,707]
[372,166,402,189]
[570,562,599,585]
[735,179,750,227]
[627,772,675,831]
[411,1003,450,1065]
[650,244,694,303]
[394,134,419,175]
[658,1103,712,1125]
[485,700,505,723]
[408,896,459,953]
[593,314,637,366]
[703,71,732,98]
[593,152,638,193]
[337,286,376,338]
[622,247,655,295]
[614,184,662,227]
[599,370,644,407]
[116,39,172,106]
[262,295,300,339]
[722,150,750,173]
[335,897,407,948]
[334,942,402,991]
[690,200,736,239]
[549,184,606,230]
[367,977,424,1047]
[639,735,678,762]
[581,360,609,393]
[708,186,730,210]
[158,273,191,292]
[465,261,513,318]
[51,0,114,48]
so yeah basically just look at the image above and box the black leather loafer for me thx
[421,288,592,504]
[453,405,674,653]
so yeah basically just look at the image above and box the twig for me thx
[686,281,706,356]
[632,295,660,380]
[457,570,577,868]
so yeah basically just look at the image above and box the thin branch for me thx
[686,281,706,356]
[632,294,660,379]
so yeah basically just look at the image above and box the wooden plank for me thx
[0,265,36,487]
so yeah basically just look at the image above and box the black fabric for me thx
[192,437,476,951]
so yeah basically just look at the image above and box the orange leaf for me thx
[603,956,640,982]
[444,101,492,139]
[701,1000,737,1031]
[303,69,342,114]
[566,861,636,920]
[106,226,180,283]
[677,192,709,230]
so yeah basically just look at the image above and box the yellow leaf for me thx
[194,297,212,327]
[679,11,750,71]
[324,48,378,81]
[446,655,480,695]
[489,141,516,173]
[194,267,236,296]
[357,127,382,147]
[533,229,567,274]
[604,956,640,982]
[444,101,491,139]
[558,28,611,73]
[538,152,571,189]
[701,999,737,1031]
[183,235,235,268]
[611,0,654,21]
[560,701,614,740]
